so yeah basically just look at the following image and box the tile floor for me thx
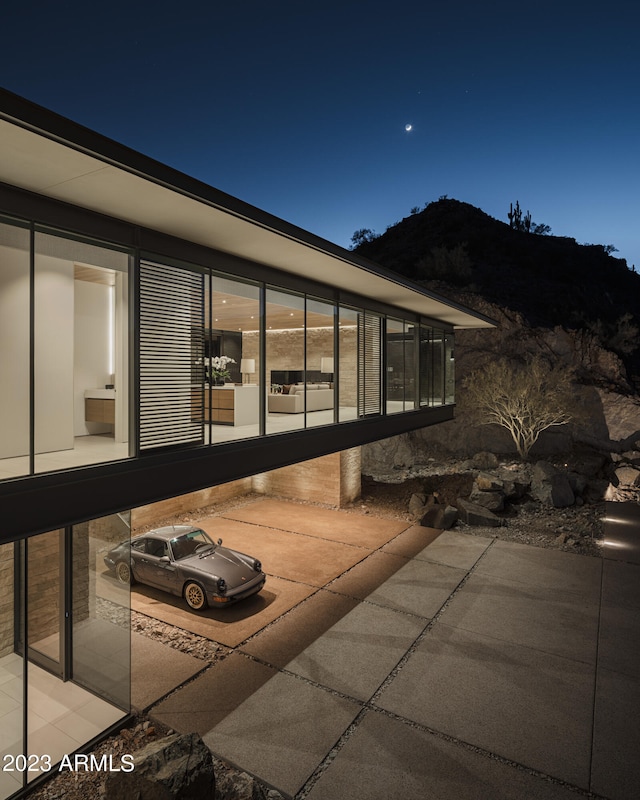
[0,654,125,797]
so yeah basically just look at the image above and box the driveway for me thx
[146,498,639,800]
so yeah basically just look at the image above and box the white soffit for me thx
[0,118,494,329]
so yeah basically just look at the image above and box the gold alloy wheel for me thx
[184,581,208,610]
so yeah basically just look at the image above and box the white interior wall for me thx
[0,244,30,459]
[74,280,111,436]
[34,253,74,454]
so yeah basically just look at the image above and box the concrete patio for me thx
[144,498,639,800]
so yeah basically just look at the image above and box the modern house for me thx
[0,88,493,797]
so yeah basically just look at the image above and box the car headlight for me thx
[217,577,227,593]
[253,560,261,573]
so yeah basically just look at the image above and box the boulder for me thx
[420,501,458,530]
[212,756,285,800]
[613,466,640,487]
[104,733,215,800]
[475,472,505,492]
[408,492,427,517]
[472,452,499,469]
[531,462,575,508]
[469,488,504,512]
[455,498,502,527]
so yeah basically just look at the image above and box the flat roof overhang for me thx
[0,89,494,330]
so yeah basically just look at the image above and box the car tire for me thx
[116,561,134,584]
[184,581,208,611]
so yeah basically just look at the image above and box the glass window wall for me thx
[305,298,336,428]
[338,306,358,422]
[265,288,305,434]
[205,275,261,442]
[0,219,30,480]
[0,514,130,797]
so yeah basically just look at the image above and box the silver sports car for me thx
[104,525,265,610]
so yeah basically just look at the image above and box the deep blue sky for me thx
[2,1,639,268]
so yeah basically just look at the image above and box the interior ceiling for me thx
[0,116,495,330]
[209,291,332,332]
[74,263,115,285]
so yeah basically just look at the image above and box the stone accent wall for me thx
[252,449,361,507]
[132,477,253,531]
[27,530,60,648]
[0,544,14,658]
[339,325,357,406]
[340,447,362,505]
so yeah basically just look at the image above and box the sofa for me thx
[268,383,334,413]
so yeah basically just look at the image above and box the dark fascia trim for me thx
[0,407,454,542]
[0,89,496,329]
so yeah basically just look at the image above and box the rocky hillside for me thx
[357,199,640,471]
[355,199,640,390]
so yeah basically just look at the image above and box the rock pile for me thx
[408,450,615,531]
[606,459,640,502]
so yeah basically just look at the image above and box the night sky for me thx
[2,0,639,269]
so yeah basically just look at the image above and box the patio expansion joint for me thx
[293,702,611,800]
[366,537,500,708]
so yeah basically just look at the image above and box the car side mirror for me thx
[217,538,223,546]
[159,555,171,563]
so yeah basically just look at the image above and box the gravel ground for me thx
[29,462,606,799]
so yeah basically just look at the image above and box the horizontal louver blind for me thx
[139,261,204,450]
[358,312,381,416]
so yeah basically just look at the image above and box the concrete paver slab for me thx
[376,622,595,789]
[598,603,640,679]
[365,559,467,619]
[381,524,443,559]
[152,652,276,735]
[198,516,371,586]
[328,550,410,598]
[602,559,640,610]
[591,667,640,800]
[241,589,359,667]
[202,671,361,797]
[221,497,409,547]
[476,539,602,596]
[132,574,314,647]
[307,709,582,800]
[411,528,494,570]
[439,571,600,664]
[283,602,426,701]
[131,633,204,711]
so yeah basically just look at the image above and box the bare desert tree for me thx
[463,356,575,459]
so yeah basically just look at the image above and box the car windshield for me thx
[170,530,214,560]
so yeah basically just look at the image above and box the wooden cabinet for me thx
[206,387,235,424]
[85,398,115,424]
[202,386,258,426]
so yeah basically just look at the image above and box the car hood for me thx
[180,547,256,583]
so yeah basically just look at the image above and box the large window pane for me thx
[432,328,445,406]
[305,298,335,428]
[73,513,131,710]
[0,219,30,480]
[445,331,455,404]
[35,231,131,470]
[266,289,305,433]
[419,324,432,407]
[386,318,405,414]
[404,322,417,409]
[205,275,261,443]
[338,306,358,422]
